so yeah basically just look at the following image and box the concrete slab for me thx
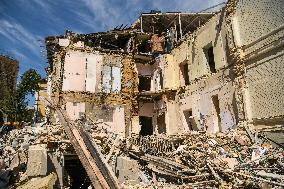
[25,144,47,177]
[115,156,141,184]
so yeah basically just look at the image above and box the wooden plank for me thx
[56,108,119,189]
[56,110,104,189]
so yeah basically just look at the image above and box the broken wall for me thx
[171,41,189,87]
[187,13,228,81]
[232,0,284,47]
[171,12,237,133]
[46,36,138,136]
[178,71,237,133]
[244,51,284,124]
[231,0,284,126]
[164,54,180,89]
[179,88,201,132]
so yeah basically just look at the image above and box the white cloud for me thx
[79,0,137,31]
[0,19,41,57]
[10,49,28,60]
[78,0,227,32]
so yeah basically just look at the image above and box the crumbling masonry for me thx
[1,0,283,188]
[46,0,284,135]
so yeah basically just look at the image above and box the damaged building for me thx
[1,0,283,188]
[46,0,284,136]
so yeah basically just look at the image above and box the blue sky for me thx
[0,0,226,79]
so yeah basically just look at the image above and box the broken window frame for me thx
[138,75,152,92]
[179,61,190,86]
[203,43,217,74]
[101,65,121,94]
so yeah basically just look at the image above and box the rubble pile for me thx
[126,125,284,188]
[1,119,283,188]
[0,125,71,188]
[80,117,126,161]
[79,118,284,188]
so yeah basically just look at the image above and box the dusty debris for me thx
[16,172,57,189]
[0,124,70,187]
[83,116,284,188]
[1,0,283,188]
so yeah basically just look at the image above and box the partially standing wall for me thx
[232,0,284,126]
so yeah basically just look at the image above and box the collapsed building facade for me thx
[1,0,283,188]
[46,0,284,136]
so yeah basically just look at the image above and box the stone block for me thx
[25,144,47,177]
[115,156,141,184]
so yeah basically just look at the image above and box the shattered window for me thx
[101,65,121,94]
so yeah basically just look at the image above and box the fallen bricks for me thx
[123,125,284,188]
[0,124,70,188]
[1,116,283,188]
[80,116,284,188]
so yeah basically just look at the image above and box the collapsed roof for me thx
[131,12,215,37]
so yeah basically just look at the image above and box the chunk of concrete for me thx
[234,134,251,146]
[25,144,47,177]
[10,151,27,170]
[115,156,141,184]
[16,172,57,189]
[221,158,238,169]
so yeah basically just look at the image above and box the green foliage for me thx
[0,75,17,122]
[16,69,41,122]
[18,69,41,96]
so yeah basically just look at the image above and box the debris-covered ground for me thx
[85,118,284,188]
[0,124,72,188]
[0,121,283,188]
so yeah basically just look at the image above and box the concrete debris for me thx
[25,144,47,177]
[1,114,283,188]
[1,0,284,188]
[16,172,57,189]
[0,124,71,188]
[81,116,284,188]
[123,125,284,188]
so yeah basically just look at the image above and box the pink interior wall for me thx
[66,102,85,120]
[62,50,86,91]
[113,106,125,135]
[86,53,103,93]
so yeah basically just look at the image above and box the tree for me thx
[16,69,41,122]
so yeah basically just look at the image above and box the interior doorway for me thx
[204,44,216,73]
[157,113,166,134]
[139,116,153,136]
[138,76,151,91]
[183,109,199,130]
[179,62,190,86]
